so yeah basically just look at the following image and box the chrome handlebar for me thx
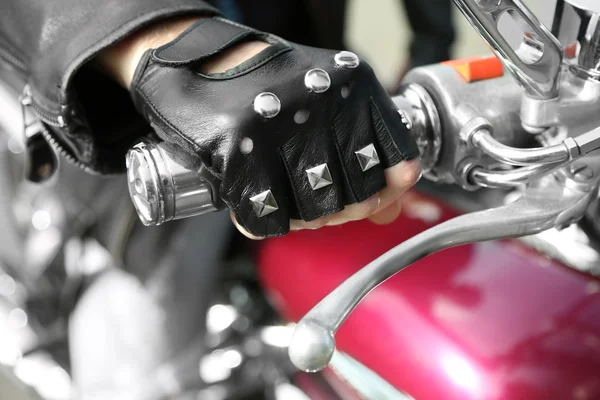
[126,139,222,226]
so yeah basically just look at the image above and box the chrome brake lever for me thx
[288,167,599,373]
[453,0,563,100]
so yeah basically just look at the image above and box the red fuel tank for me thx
[257,190,600,400]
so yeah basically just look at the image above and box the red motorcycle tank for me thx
[257,190,600,400]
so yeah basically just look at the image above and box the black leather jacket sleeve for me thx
[0,0,220,174]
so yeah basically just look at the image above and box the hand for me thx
[99,17,421,238]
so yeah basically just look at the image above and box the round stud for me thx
[304,69,331,93]
[334,51,360,69]
[254,92,281,118]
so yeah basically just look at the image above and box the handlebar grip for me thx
[126,138,224,226]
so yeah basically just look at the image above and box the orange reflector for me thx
[441,55,504,83]
[565,42,578,59]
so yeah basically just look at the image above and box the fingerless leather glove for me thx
[131,17,419,237]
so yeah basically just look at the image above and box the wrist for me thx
[98,16,270,89]
[98,16,203,88]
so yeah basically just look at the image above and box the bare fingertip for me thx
[230,212,265,240]
[385,158,422,188]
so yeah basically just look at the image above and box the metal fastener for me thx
[569,163,594,182]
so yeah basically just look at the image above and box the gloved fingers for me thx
[369,95,421,168]
[291,160,420,231]
[280,128,345,222]
[377,159,421,210]
[331,100,388,204]
[222,154,291,237]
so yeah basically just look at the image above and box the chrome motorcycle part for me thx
[565,0,600,14]
[556,0,600,79]
[469,128,581,166]
[393,84,442,177]
[401,66,528,187]
[469,161,565,188]
[452,0,563,100]
[126,139,220,226]
[289,165,600,372]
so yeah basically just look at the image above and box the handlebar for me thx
[126,139,223,226]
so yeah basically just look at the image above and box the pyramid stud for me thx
[249,190,279,217]
[355,144,380,172]
[306,164,333,190]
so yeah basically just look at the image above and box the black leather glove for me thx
[131,17,419,237]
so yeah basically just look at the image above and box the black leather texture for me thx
[0,0,220,174]
[131,18,419,237]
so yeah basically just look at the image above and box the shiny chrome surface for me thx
[469,161,564,188]
[354,144,380,172]
[126,139,218,226]
[334,51,360,69]
[401,66,527,187]
[253,92,281,118]
[393,84,442,177]
[304,69,331,93]
[290,167,599,372]
[452,0,563,100]
[469,128,573,165]
[566,0,600,13]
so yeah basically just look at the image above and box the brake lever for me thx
[288,164,599,372]
[453,0,563,100]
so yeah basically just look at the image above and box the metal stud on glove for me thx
[131,18,419,237]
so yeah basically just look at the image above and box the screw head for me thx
[569,163,594,182]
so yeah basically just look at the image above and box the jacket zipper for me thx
[21,85,64,127]
[0,44,27,74]
[21,85,92,172]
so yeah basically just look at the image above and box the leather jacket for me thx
[0,0,221,174]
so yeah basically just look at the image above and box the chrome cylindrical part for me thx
[392,83,442,177]
[126,139,219,226]
[556,0,600,80]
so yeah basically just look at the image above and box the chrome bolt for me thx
[569,163,594,182]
